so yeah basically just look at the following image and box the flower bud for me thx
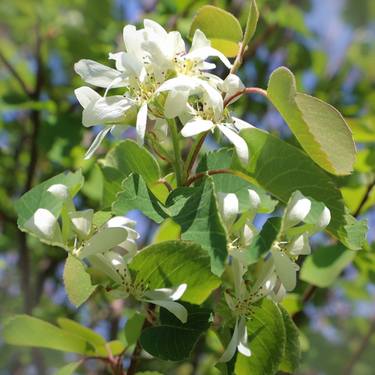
[317,206,331,229]
[47,184,70,201]
[248,189,261,211]
[69,209,93,239]
[24,208,61,241]
[283,191,311,229]
[287,233,311,256]
[219,193,239,227]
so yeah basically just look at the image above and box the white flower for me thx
[283,191,311,229]
[24,208,62,242]
[68,209,94,239]
[143,284,188,323]
[47,184,70,201]
[218,193,239,228]
[76,216,138,259]
[248,189,261,211]
[220,74,245,105]
[317,206,331,228]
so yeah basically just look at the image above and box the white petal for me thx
[271,248,297,291]
[144,284,187,301]
[74,59,124,88]
[105,216,137,230]
[237,317,251,357]
[151,300,188,323]
[317,206,331,228]
[82,96,133,127]
[164,90,189,119]
[78,226,129,259]
[74,86,101,109]
[219,193,239,227]
[233,117,255,131]
[287,233,311,256]
[219,319,240,362]
[88,254,124,284]
[241,223,256,247]
[284,192,311,229]
[136,102,148,145]
[47,184,70,201]
[84,127,112,159]
[144,19,168,39]
[191,29,211,51]
[69,209,93,239]
[181,118,214,137]
[187,46,232,69]
[218,125,249,164]
[24,208,60,241]
[248,189,261,210]
[109,51,143,77]
[222,74,245,104]
[157,76,200,93]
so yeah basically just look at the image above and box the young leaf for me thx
[3,315,90,354]
[189,5,243,57]
[99,139,160,208]
[240,127,366,250]
[235,299,286,375]
[246,217,282,264]
[124,311,145,347]
[167,177,228,276]
[57,318,106,347]
[112,174,167,223]
[140,303,211,361]
[130,241,221,304]
[300,244,356,288]
[63,255,96,307]
[279,305,301,373]
[55,361,81,375]
[267,67,356,176]
[243,0,259,46]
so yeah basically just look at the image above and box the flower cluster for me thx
[23,182,188,322]
[74,19,252,162]
[217,189,331,361]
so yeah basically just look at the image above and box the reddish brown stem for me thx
[224,87,267,107]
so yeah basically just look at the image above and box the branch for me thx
[353,179,375,217]
[341,319,375,375]
[0,51,32,97]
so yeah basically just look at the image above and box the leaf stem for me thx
[185,168,257,186]
[167,118,183,186]
[224,87,267,107]
[183,131,209,182]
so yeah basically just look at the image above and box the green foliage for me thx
[240,127,366,250]
[130,241,221,304]
[55,362,81,375]
[267,67,356,176]
[279,305,301,373]
[63,254,96,307]
[140,303,211,361]
[243,0,259,46]
[167,177,228,276]
[190,5,242,57]
[234,299,286,375]
[300,245,356,288]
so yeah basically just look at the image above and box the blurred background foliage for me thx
[0,0,374,374]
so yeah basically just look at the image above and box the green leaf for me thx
[300,244,356,288]
[99,140,160,208]
[57,318,106,347]
[235,299,286,375]
[152,218,181,243]
[240,127,366,250]
[167,177,228,276]
[112,174,167,223]
[267,67,356,176]
[246,217,281,264]
[130,241,221,304]
[15,170,84,245]
[197,149,277,214]
[243,0,259,45]
[124,311,145,347]
[140,303,211,361]
[55,362,81,375]
[190,5,242,57]
[3,315,90,354]
[279,306,301,373]
[63,255,96,307]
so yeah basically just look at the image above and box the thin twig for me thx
[341,319,375,375]
[184,131,209,182]
[353,179,375,217]
[0,51,32,96]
